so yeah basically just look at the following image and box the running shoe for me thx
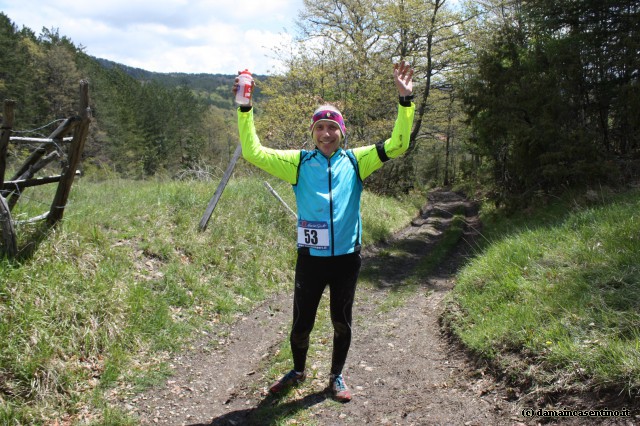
[269,369,305,394]
[329,373,352,402]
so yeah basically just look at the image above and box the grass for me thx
[360,189,424,242]
[0,174,419,425]
[443,187,640,397]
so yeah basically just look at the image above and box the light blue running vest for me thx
[294,148,362,257]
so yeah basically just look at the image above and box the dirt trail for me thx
[122,190,522,425]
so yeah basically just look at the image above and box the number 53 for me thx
[304,229,318,245]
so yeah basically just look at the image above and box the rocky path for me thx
[123,190,526,425]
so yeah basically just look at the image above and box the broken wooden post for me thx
[47,80,91,226]
[199,144,242,232]
[7,150,61,209]
[263,181,297,220]
[0,99,17,257]
[0,195,17,257]
[1,99,16,190]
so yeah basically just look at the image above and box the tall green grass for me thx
[0,175,419,424]
[444,188,640,396]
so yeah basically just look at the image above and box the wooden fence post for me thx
[199,144,242,231]
[0,99,17,256]
[1,99,16,189]
[0,195,17,257]
[47,80,91,226]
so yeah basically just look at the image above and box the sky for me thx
[0,0,303,75]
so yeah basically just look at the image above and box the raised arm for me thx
[353,61,415,180]
[394,61,414,98]
[234,73,300,184]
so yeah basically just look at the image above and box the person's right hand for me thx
[393,61,414,97]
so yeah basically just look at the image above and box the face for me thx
[312,121,342,157]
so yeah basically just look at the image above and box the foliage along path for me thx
[118,190,602,425]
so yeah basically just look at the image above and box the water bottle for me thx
[235,69,253,105]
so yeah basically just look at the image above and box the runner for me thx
[233,61,415,402]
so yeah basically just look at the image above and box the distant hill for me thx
[93,57,233,89]
[93,57,263,100]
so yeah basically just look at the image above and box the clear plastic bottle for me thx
[235,69,253,105]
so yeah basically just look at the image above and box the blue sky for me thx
[0,0,303,75]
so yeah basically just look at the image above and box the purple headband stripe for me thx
[310,110,346,138]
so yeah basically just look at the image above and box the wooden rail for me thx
[10,136,73,143]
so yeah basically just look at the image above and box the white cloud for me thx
[0,0,301,74]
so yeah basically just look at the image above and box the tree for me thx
[369,0,472,192]
[462,0,639,206]
[0,14,49,129]
[524,0,640,157]
[40,29,83,119]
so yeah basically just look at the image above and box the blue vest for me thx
[293,148,362,257]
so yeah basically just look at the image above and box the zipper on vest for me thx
[327,156,335,257]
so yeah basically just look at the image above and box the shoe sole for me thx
[326,386,352,402]
[269,376,305,394]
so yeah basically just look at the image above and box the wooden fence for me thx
[0,80,91,258]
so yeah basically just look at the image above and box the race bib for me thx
[297,220,330,250]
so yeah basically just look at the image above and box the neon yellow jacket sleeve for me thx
[352,103,415,180]
[238,102,414,183]
[237,108,300,184]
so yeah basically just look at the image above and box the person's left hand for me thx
[393,61,414,97]
[232,71,255,106]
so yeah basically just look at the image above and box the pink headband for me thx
[310,109,346,139]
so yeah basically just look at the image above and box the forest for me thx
[1,0,639,206]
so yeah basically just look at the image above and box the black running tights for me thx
[289,252,361,375]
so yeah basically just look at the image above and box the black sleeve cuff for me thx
[375,141,390,162]
[399,95,414,107]
[240,105,253,112]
